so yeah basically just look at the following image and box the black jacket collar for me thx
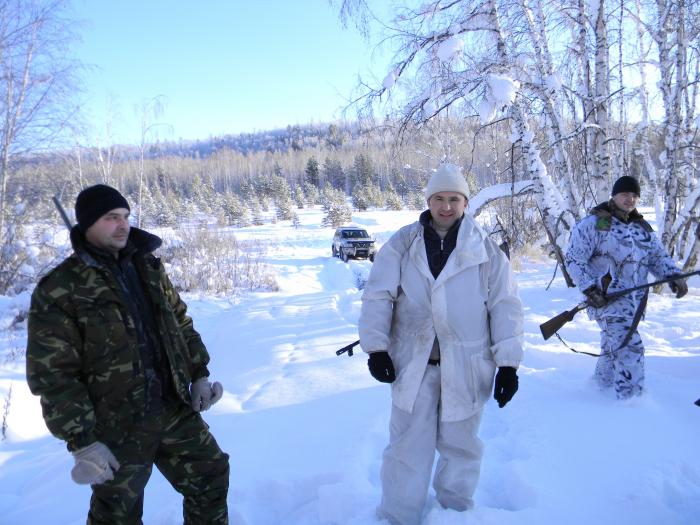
[70,226,162,268]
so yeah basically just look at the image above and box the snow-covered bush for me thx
[384,189,404,210]
[351,184,382,211]
[320,188,352,227]
[159,226,277,295]
[221,192,251,228]
[405,191,426,211]
[0,201,69,295]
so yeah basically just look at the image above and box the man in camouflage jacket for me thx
[26,184,229,524]
[565,176,688,399]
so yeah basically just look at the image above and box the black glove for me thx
[670,279,688,299]
[583,286,608,308]
[367,351,396,383]
[493,366,518,408]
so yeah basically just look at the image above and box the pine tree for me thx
[303,182,320,207]
[406,191,426,211]
[240,178,256,203]
[351,154,375,189]
[191,173,215,215]
[254,175,273,212]
[304,157,320,187]
[152,183,178,226]
[323,157,345,191]
[321,187,352,227]
[352,187,370,211]
[249,198,264,226]
[137,185,158,227]
[352,183,382,211]
[385,188,404,210]
[221,192,250,227]
[294,185,305,209]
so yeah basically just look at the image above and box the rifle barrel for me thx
[539,268,700,341]
[606,269,700,300]
[336,339,360,357]
[52,195,73,230]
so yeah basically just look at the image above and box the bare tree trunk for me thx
[576,0,598,204]
[520,0,582,216]
[615,0,627,179]
[632,0,658,201]
[592,0,611,201]
[487,0,573,283]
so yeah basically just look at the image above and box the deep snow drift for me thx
[1,206,698,525]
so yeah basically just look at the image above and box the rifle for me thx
[540,269,700,340]
[336,339,360,357]
[52,194,73,230]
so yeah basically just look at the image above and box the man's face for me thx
[612,192,640,213]
[84,208,130,258]
[428,192,467,230]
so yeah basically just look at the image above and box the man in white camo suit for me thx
[565,176,688,399]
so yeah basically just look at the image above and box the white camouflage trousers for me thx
[378,365,484,525]
[595,316,645,399]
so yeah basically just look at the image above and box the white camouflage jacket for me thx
[564,202,681,320]
[358,214,524,422]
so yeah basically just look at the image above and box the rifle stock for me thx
[540,302,588,340]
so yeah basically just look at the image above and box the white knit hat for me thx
[424,163,470,200]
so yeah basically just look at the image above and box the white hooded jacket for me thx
[359,215,524,422]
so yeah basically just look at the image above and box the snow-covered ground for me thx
[1,206,699,525]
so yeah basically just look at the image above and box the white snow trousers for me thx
[378,365,484,525]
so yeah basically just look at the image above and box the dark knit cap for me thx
[611,176,641,196]
[75,184,130,232]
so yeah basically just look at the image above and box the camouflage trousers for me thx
[88,402,229,525]
[595,316,645,399]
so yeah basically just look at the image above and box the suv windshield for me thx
[341,230,369,239]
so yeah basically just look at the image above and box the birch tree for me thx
[0,0,81,293]
[337,0,700,275]
[0,0,81,243]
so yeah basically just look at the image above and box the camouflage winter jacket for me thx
[26,227,210,451]
[564,200,680,320]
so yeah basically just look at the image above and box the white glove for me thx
[190,378,224,412]
[71,441,120,485]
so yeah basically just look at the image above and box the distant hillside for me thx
[124,121,362,160]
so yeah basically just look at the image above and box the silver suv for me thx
[332,226,376,262]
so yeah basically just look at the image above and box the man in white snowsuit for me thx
[565,175,688,399]
[359,163,524,525]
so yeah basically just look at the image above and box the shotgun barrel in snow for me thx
[336,340,360,357]
[540,269,700,341]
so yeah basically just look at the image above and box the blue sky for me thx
[73,0,386,144]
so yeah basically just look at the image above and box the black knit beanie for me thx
[611,176,641,196]
[75,184,130,232]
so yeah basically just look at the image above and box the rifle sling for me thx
[553,332,601,357]
[613,288,648,352]
[555,288,649,358]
